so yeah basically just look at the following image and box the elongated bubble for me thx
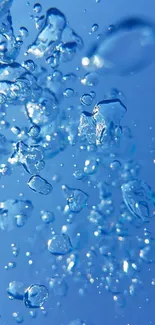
[28,8,66,58]
[27,175,53,195]
[121,179,155,223]
[82,17,155,75]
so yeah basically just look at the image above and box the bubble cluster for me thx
[0,1,154,323]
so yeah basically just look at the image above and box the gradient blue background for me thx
[0,0,155,324]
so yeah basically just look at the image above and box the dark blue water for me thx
[0,0,155,325]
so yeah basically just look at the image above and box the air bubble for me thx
[10,141,44,175]
[7,281,24,300]
[22,60,35,71]
[79,98,126,147]
[27,175,53,195]
[29,310,37,318]
[5,261,16,270]
[11,243,20,257]
[91,24,99,33]
[139,237,155,263]
[28,125,40,138]
[28,8,66,57]
[63,88,75,98]
[33,3,42,13]
[80,94,93,106]
[12,312,24,323]
[47,234,72,255]
[73,170,85,180]
[84,158,98,175]
[82,17,155,75]
[121,179,155,223]
[40,209,55,223]
[35,15,45,30]
[62,185,88,213]
[19,27,29,38]
[24,284,48,308]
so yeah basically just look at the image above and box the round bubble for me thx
[7,281,24,300]
[24,284,48,308]
[47,234,72,255]
[82,17,155,75]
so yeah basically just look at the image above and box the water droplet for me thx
[82,17,155,75]
[27,175,53,195]
[47,234,72,255]
[24,284,48,308]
